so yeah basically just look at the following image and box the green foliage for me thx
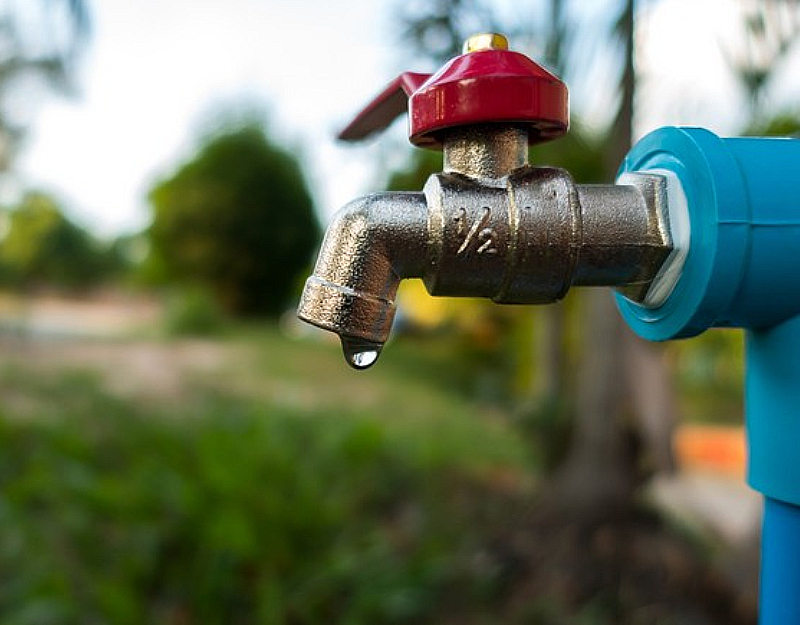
[0,333,533,623]
[0,321,746,622]
[0,192,118,290]
[532,120,610,183]
[148,124,320,317]
[744,111,800,137]
[515,397,573,471]
[669,329,745,425]
[385,149,442,191]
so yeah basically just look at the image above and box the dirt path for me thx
[0,335,244,403]
[0,292,256,408]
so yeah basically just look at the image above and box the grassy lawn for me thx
[0,325,538,623]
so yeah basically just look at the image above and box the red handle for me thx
[338,72,431,142]
[339,40,569,150]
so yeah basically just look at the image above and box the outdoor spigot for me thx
[297,34,676,369]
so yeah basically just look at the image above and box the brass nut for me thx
[462,33,509,54]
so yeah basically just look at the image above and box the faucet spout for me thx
[297,192,428,368]
[298,164,676,370]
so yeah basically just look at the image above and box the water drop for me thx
[340,336,383,370]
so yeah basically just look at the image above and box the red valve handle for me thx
[338,42,569,149]
[338,72,431,142]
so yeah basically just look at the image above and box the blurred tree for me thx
[147,123,320,317]
[508,127,602,418]
[0,191,110,290]
[528,0,600,412]
[552,0,637,512]
[553,0,678,515]
[544,0,569,75]
[555,0,800,514]
[746,111,800,136]
[0,0,89,168]
[726,0,800,120]
[398,0,499,65]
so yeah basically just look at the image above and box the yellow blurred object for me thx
[396,279,504,341]
[396,279,452,327]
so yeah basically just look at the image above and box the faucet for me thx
[298,33,679,369]
[299,33,800,620]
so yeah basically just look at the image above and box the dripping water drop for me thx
[340,336,383,370]
[350,350,379,369]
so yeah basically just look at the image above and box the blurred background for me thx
[0,0,797,622]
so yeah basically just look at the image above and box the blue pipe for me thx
[761,498,800,624]
[747,317,800,624]
[617,127,800,622]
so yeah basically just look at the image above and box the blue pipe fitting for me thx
[617,127,800,341]
[616,127,800,506]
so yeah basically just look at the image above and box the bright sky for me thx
[14,0,800,238]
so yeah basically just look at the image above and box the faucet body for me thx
[298,126,673,361]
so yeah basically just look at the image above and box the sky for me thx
[13,0,800,238]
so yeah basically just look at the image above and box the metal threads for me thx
[442,125,529,180]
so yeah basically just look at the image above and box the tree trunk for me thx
[533,304,565,404]
[548,0,676,515]
[528,0,569,410]
[623,332,677,474]
[550,290,635,514]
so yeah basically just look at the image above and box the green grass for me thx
[0,327,536,623]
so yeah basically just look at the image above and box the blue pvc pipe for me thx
[617,127,800,505]
[747,316,800,505]
[761,498,800,624]
[616,127,800,621]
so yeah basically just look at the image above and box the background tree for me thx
[726,0,800,121]
[147,123,320,317]
[0,0,89,169]
[0,191,113,290]
[528,0,597,416]
[0,1,93,296]
[398,0,499,66]
[554,0,638,512]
